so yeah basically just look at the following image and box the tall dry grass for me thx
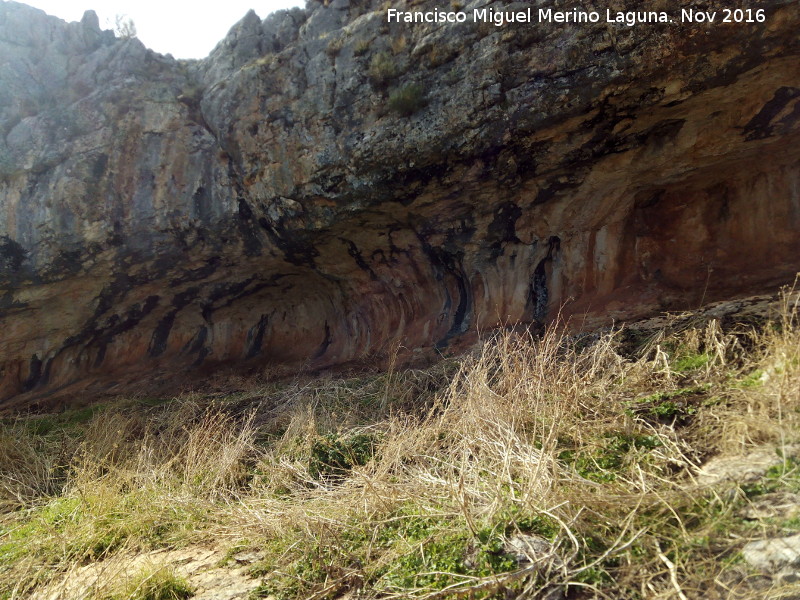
[1,288,799,599]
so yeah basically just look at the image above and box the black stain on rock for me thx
[742,87,800,141]
[257,216,319,267]
[486,202,522,260]
[66,294,162,361]
[0,291,28,316]
[201,275,285,322]
[94,343,107,367]
[634,189,665,210]
[0,236,27,273]
[421,243,471,350]
[236,197,264,257]
[343,238,378,280]
[246,314,269,359]
[527,236,560,323]
[193,186,211,222]
[534,179,580,206]
[186,326,208,355]
[314,321,332,359]
[91,154,108,179]
[237,197,253,220]
[169,256,220,287]
[22,354,42,392]
[148,288,199,358]
[383,161,452,206]
[148,312,177,358]
[44,248,84,280]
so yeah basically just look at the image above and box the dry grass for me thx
[1,288,800,599]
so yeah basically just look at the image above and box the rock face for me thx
[1,0,799,406]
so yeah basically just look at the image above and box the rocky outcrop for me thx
[1,0,799,407]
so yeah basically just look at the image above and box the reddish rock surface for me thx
[0,0,799,408]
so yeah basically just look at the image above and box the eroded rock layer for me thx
[1,0,799,406]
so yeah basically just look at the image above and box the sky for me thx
[18,0,304,59]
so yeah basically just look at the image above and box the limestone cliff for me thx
[1,0,799,407]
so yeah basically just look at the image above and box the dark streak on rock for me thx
[314,321,332,359]
[486,202,522,260]
[0,236,27,273]
[743,87,800,141]
[422,243,471,350]
[246,314,269,359]
[343,238,378,280]
[22,354,42,392]
[636,119,686,147]
[201,275,285,321]
[257,216,319,267]
[527,236,560,323]
[0,291,28,317]
[169,256,221,287]
[236,197,263,257]
[186,326,208,356]
[66,294,161,361]
[534,178,581,206]
[148,288,200,358]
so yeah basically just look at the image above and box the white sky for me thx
[18,0,305,59]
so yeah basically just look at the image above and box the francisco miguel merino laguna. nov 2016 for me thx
[387,7,767,26]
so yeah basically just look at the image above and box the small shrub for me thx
[353,38,371,56]
[367,51,397,87]
[113,14,137,40]
[427,46,457,69]
[105,566,193,600]
[387,84,426,117]
[309,432,378,479]
[391,35,407,55]
[326,35,344,57]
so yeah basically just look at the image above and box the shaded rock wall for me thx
[1,0,799,406]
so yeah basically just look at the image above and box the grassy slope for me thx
[1,291,799,600]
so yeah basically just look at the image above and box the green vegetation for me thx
[558,432,663,482]
[673,351,711,372]
[387,83,426,117]
[103,566,193,600]
[308,432,379,479]
[626,386,706,423]
[326,35,345,57]
[250,508,536,599]
[367,51,397,87]
[353,38,371,57]
[2,289,800,598]
[736,368,766,388]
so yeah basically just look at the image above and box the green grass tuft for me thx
[104,566,193,600]
[387,84,425,116]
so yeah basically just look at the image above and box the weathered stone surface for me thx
[696,445,800,487]
[1,0,799,407]
[743,534,800,572]
[504,533,564,571]
[31,545,262,600]
[740,492,800,521]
